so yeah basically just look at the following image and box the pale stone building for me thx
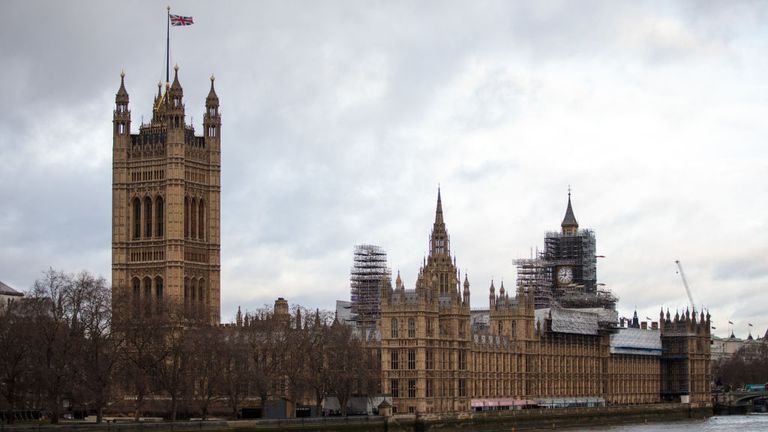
[380,190,711,414]
[111,67,221,323]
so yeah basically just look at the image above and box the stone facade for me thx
[111,67,221,323]
[380,190,711,414]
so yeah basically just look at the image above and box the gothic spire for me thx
[116,70,129,103]
[561,187,579,234]
[206,74,219,106]
[429,187,449,256]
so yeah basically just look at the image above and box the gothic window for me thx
[408,379,416,398]
[132,278,140,302]
[390,350,399,370]
[391,380,399,398]
[184,197,189,238]
[459,379,466,397]
[498,321,503,335]
[190,198,197,240]
[144,197,152,238]
[191,278,197,302]
[426,319,432,337]
[408,349,416,370]
[184,277,190,310]
[143,276,152,306]
[391,318,398,338]
[156,196,164,237]
[198,278,205,304]
[155,276,163,300]
[408,318,416,338]
[459,351,467,370]
[132,198,141,239]
[425,349,433,370]
[426,379,433,398]
[198,199,205,240]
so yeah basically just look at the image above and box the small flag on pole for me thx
[170,14,194,26]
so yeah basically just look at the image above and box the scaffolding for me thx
[514,258,553,309]
[515,229,616,311]
[350,244,391,325]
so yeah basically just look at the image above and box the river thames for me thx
[548,415,767,432]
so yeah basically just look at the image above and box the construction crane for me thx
[674,260,696,311]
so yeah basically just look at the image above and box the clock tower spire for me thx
[561,187,579,235]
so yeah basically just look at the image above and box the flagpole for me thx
[166,6,170,84]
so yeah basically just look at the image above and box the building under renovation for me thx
[350,244,391,326]
[378,190,711,415]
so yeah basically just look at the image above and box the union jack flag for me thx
[170,14,194,26]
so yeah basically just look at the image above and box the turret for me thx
[489,280,496,309]
[463,273,470,304]
[114,71,130,137]
[204,74,221,140]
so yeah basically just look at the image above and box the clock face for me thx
[556,267,573,285]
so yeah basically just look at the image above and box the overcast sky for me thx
[1,1,766,338]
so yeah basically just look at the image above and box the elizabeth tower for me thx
[112,66,221,323]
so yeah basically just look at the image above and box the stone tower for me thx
[112,66,221,323]
[380,189,472,414]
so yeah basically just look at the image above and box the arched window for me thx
[184,277,190,310]
[191,279,197,302]
[155,276,163,300]
[184,197,189,238]
[155,196,164,237]
[198,278,205,304]
[197,199,205,240]
[408,318,416,338]
[132,278,141,302]
[155,276,164,313]
[391,318,398,338]
[143,276,152,306]
[133,198,141,239]
[144,197,152,238]
[190,198,197,240]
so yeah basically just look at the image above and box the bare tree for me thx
[0,301,34,423]
[27,268,79,424]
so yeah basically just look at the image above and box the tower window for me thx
[391,318,398,338]
[391,350,399,370]
[155,276,164,313]
[132,198,141,239]
[184,197,189,238]
[156,196,164,237]
[190,199,197,240]
[198,199,205,240]
[408,349,416,370]
[408,318,416,338]
[144,197,152,238]
[143,276,152,307]
[132,278,140,303]
[198,278,205,304]
[391,380,399,398]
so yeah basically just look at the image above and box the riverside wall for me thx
[0,404,713,432]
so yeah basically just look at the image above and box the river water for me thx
[560,415,768,432]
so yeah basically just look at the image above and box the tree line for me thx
[0,269,380,424]
[713,342,768,391]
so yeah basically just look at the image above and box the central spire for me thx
[429,187,450,256]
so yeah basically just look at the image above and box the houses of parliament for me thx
[110,68,711,416]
